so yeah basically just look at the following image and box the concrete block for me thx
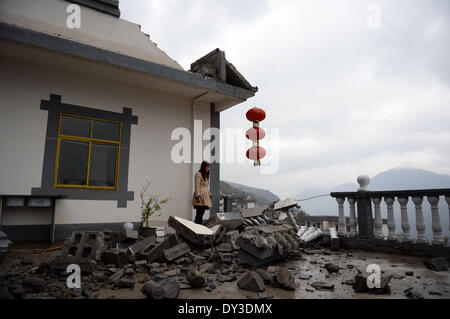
[101,249,126,267]
[140,234,180,262]
[186,268,206,288]
[205,212,244,230]
[163,242,191,262]
[237,250,280,268]
[168,216,214,245]
[60,231,105,261]
[128,235,156,255]
[273,267,296,290]
[142,280,165,299]
[237,271,265,292]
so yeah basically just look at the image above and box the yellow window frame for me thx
[54,113,122,190]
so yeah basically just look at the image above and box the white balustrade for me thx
[372,197,383,239]
[412,196,427,244]
[427,196,443,245]
[336,198,347,235]
[347,197,357,236]
[384,197,397,240]
[398,197,411,242]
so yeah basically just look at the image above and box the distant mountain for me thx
[220,181,280,206]
[295,168,450,241]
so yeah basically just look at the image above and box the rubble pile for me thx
[4,199,446,299]
[0,231,13,264]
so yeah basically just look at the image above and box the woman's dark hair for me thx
[199,161,210,181]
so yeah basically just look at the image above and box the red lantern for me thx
[246,146,266,161]
[245,127,266,141]
[246,107,266,123]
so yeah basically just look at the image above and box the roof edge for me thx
[0,22,256,102]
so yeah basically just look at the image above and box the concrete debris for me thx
[128,235,156,255]
[352,267,391,294]
[162,242,191,262]
[296,225,307,238]
[0,231,13,264]
[142,280,165,299]
[423,257,448,272]
[241,205,269,219]
[404,287,424,299]
[272,267,297,290]
[140,234,182,262]
[186,268,206,288]
[325,263,341,274]
[205,212,244,230]
[237,271,265,292]
[168,216,214,245]
[310,281,334,290]
[328,227,340,250]
[101,249,126,267]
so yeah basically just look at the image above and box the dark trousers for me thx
[194,206,208,224]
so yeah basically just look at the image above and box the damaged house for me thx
[0,0,257,243]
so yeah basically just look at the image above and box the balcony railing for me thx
[330,175,450,246]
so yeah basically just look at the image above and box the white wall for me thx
[0,55,206,229]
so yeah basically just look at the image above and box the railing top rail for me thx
[330,188,450,198]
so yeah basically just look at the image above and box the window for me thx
[54,114,122,190]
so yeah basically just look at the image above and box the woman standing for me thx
[192,161,213,224]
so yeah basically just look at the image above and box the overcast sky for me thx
[120,0,450,198]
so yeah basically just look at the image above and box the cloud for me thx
[120,0,450,198]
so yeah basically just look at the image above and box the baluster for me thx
[398,197,411,242]
[446,196,450,234]
[347,197,357,236]
[427,196,443,245]
[412,197,427,244]
[385,197,397,240]
[336,197,347,235]
[372,197,383,239]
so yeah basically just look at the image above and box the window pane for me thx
[92,120,120,141]
[89,143,118,187]
[60,115,91,137]
[57,140,89,185]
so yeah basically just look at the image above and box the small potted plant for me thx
[139,181,170,238]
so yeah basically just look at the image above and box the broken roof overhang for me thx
[190,48,258,94]
[67,0,121,17]
[0,22,257,109]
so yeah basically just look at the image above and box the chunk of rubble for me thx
[168,216,214,245]
[325,263,341,274]
[352,267,392,294]
[272,267,297,290]
[205,212,244,230]
[51,231,105,274]
[142,275,180,299]
[404,287,424,299]
[311,281,334,290]
[237,271,265,292]
[423,257,448,272]
[186,268,206,288]
[128,235,156,256]
[140,234,182,262]
[162,242,190,262]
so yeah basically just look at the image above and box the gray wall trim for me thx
[0,22,255,102]
[210,103,220,215]
[31,94,137,208]
[68,0,121,17]
[2,224,51,242]
[1,222,140,242]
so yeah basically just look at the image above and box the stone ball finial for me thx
[357,175,371,191]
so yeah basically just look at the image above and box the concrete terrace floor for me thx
[1,243,449,299]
